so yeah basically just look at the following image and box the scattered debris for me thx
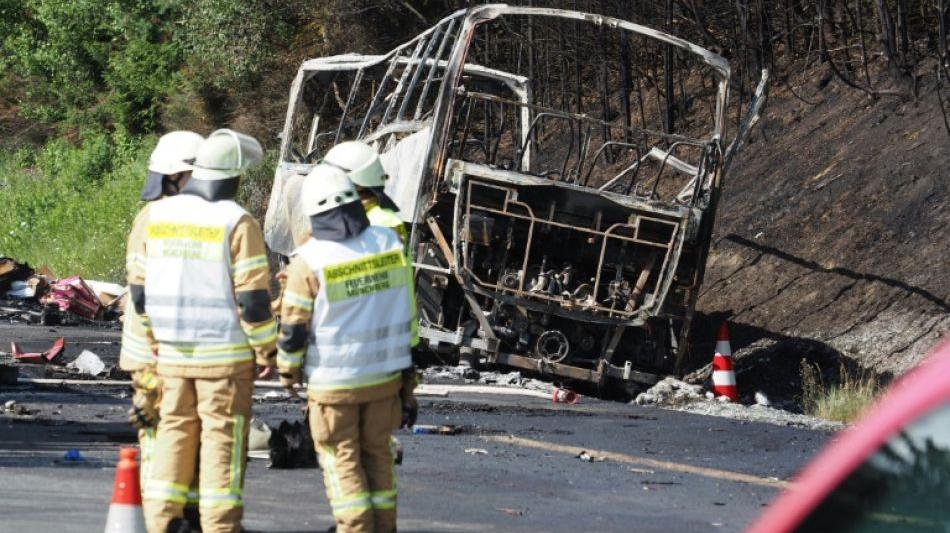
[6,280,35,299]
[498,508,524,517]
[411,424,462,435]
[423,366,555,395]
[3,399,29,415]
[754,391,771,407]
[393,437,404,465]
[0,258,33,293]
[633,377,842,431]
[464,448,489,455]
[10,337,65,364]
[248,418,272,455]
[267,420,317,469]
[628,467,655,475]
[0,303,44,324]
[253,390,289,402]
[634,377,706,407]
[44,276,102,319]
[576,451,605,463]
[85,280,126,309]
[66,350,106,376]
[61,448,85,463]
[552,387,579,404]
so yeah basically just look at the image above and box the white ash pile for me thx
[422,365,554,394]
[633,377,706,406]
[633,377,842,431]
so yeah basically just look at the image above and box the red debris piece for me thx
[11,337,65,364]
[43,276,102,319]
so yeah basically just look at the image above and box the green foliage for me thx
[2,0,182,132]
[0,0,423,281]
[800,361,881,423]
[0,134,152,281]
[237,149,278,222]
[180,0,295,91]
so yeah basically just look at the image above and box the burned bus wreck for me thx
[264,4,767,392]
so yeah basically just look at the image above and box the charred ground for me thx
[692,68,949,384]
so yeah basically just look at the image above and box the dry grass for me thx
[800,360,881,423]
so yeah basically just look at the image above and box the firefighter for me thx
[276,164,417,533]
[322,141,408,247]
[121,130,203,496]
[134,129,277,533]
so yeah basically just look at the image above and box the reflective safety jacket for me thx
[120,207,158,372]
[363,197,407,249]
[130,194,277,378]
[277,226,415,399]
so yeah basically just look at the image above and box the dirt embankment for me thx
[694,74,949,381]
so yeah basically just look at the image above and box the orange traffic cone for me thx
[711,322,739,402]
[104,447,147,533]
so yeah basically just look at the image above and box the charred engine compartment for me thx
[416,162,693,386]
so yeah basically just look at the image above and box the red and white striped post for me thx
[104,447,147,533]
[711,321,739,402]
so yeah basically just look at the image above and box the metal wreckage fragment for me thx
[264,4,767,393]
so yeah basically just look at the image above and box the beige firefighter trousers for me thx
[131,370,200,508]
[142,373,253,533]
[309,393,402,533]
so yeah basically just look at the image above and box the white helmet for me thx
[148,131,204,175]
[323,141,386,188]
[190,129,263,181]
[301,164,360,216]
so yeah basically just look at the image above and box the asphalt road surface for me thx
[0,323,831,532]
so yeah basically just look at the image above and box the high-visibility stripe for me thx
[198,488,243,508]
[144,480,190,503]
[407,269,419,348]
[229,414,245,493]
[307,372,400,392]
[310,344,409,368]
[146,295,234,308]
[331,492,373,514]
[122,330,151,350]
[139,427,156,490]
[370,489,397,509]
[245,321,277,346]
[321,445,343,500]
[315,320,413,346]
[149,315,241,331]
[121,331,155,364]
[282,291,314,311]
[389,437,398,492]
[324,261,410,303]
[157,342,253,365]
[137,372,160,390]
[712,370,737,386]
[147,222,225,243]
[323,249,407,284]
[277,349,304,368]
[232,254,268,276]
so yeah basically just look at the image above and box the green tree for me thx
[2,0,182,133]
